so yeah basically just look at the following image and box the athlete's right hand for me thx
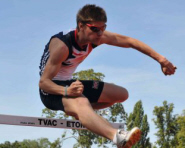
[67,80,84,97]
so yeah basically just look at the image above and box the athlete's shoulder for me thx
[49,29,75,51]
[99,31,122,45]
[51,29,75,41]
[49,37,68,51]
[48,38,69,64]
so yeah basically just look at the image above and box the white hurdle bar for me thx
[0,114,124,130]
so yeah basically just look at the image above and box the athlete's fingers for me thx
[167,63,176,73]
[77,90,83,94]
[160,59,177,74]
[71,81,83,87]
[74,84,84,89]
[75,79,82,84]
[72,83,82,88]
[79,84,84,89]
[78,87,84,92]
[164,69,173,75]
[165,68,176,75]
[162,63,177,75]
[168,65,177,74]
[76,84,84,89]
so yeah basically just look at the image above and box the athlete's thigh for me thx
[98,82,129,103]
[62,95,92,115]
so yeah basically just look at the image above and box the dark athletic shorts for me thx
[39,80,104,112]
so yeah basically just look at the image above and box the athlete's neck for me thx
[75,30,89,48]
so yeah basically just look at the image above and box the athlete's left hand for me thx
[160,58,177,76]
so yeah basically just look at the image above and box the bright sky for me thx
[0,0,185,147]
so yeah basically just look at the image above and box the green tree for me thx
[176,110,185,148]
[153,101,178,148]
[11,141,21,148]
[0,141,12,148]
[37,138,51,148]
[42,69,128,148]
[72,69,105,81]
[0,138,60,148]
[127,100,151,148]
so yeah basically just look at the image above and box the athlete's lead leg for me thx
[62,96,117,140]
[90,82,141,148]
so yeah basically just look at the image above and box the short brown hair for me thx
[76,4,107,29]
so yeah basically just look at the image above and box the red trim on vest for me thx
[88,43,93,54]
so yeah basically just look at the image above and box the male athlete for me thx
[39,4,176,148]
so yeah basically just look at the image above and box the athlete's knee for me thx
[77,96,91,106]
[63,96,91,115]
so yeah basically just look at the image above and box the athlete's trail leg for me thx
[62,96,117,140]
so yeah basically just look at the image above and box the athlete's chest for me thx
[63,44,93,66]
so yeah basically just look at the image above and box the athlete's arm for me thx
[39,38,84,96]
[39,38,69,95]
[100,31,177,75]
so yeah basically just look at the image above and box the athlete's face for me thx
[82,21,106,44]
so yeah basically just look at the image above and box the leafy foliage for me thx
[153,101,178,148]
[127,100,151,148]
[72,69,105,81]
[176,110,185,148]
[0,138,61,148]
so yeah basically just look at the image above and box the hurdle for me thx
[0,114,124,130]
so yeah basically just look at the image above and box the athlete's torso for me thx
[39,29,98,80]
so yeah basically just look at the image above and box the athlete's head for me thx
[76,4,107,44]
[76,4,107,29]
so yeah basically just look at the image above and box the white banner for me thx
[0,114,124,130]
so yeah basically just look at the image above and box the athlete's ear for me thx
[78,22,85,31]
